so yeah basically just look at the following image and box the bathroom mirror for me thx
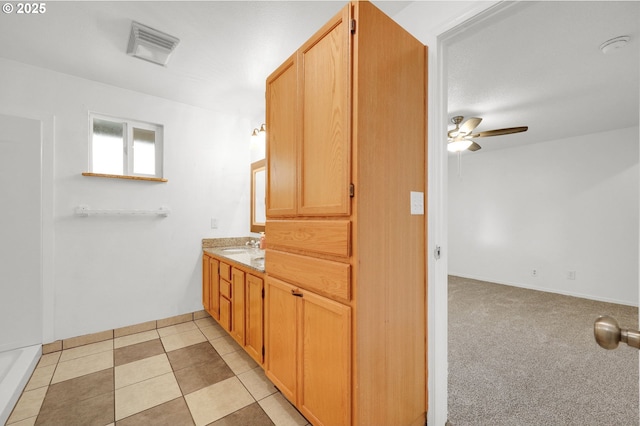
[251,159,266,233]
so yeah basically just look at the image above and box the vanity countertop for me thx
[203,246,265,273]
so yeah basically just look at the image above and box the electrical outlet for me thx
[567,270,576,280]
[531,269,538,277]
[211,218,218,229]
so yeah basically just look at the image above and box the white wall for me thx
[0,58,254,341]
[448,126,639,305]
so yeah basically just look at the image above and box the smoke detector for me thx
[599,36,630,54]
[127,21,180,66]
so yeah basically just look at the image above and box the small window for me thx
[89,113,163,179]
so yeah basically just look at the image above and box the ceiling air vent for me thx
[127,21,180,66]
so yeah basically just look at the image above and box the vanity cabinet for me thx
[202,251,265,365]
[265,2,427,425]
[266,277,351,426]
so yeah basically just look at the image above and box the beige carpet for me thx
[448,275,639,425]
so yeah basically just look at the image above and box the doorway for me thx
[440,1,640,424]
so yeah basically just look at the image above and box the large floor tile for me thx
[258,393,309,426]
[157,321,198,338]
[35,391,114,426]
[166,341,220,371]
[194,317,217,329]
[114,329,160,349]
[116,397,194,426]
[221,349,258,375]
[173,358,235,395]
[211,402,275,426]
[39,369,113,414]
[199,324,226,341]
[184,377,254,426]
[115,338,165,367]
[51,350,113,384]
[115,372,182,421]
[58,340,113,362]
[160,329,206,352]
[209,335,242,356]
[237,367,278,401]
[115,353,173,389]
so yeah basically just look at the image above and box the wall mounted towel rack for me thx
[74,205,171,217]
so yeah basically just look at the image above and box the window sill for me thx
[82,172,168,183]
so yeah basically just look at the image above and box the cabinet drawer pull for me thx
[291,289,304,297]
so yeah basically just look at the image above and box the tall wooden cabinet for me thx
[265,2,427,425]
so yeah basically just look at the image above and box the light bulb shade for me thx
[259,123,266,133]
[447,140,472,152]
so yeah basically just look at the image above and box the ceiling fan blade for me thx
[459,117,482,135]
[468,142,482,151]
[471,126,528,138]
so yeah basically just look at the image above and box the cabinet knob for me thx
[291,289,304,297]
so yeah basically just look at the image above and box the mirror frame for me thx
[250,159,266,233]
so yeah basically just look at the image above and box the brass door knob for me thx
[594,315,640,350]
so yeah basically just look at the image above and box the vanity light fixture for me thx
[251,123,266,137]
[127,21,180,66]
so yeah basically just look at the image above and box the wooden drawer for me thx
[220,262,231,280]
[266,220,350,258]
[220,279,231,299]
[266,250,350,302]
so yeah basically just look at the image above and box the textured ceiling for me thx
[0,1,637,151]
[446,1,639,153]
[0,1,410,122]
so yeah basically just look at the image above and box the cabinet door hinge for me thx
[262,346,265,357]
[262,288,265,299]
[349,183,355,198]
[350,19,356,34]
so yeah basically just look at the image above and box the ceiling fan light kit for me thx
[447,140,472,152]
[446,115,528,153]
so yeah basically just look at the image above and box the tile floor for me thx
[6,317,310,426]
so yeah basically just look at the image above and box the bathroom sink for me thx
[221,248,249,253]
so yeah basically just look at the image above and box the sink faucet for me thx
[245,240,260,249]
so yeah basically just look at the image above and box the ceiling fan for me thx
[447,115,528,152]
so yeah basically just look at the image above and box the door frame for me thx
[427,2,525,424]
[428,2,640,425]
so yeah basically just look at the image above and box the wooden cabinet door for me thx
[266,54,298,218]
[202,254,211,312]
[231,268,245,345]
[297,6,351,216]
[209,256,220,320]
[219,296,231,332]
[298,288,351,426]
[265,277,298,404]
[245,274,264,364]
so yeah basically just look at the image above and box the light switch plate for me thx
[410,191,424,215]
